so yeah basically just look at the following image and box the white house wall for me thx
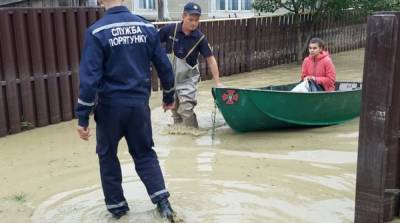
[125,0,288,21]
[2,0,283,20]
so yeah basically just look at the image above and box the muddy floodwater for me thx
[1,49,394,223]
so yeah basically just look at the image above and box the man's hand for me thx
[77,126,91,141]
[163,102,175,112]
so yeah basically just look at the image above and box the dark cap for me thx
[184,2,201,15]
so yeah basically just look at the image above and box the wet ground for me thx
[1,49,390,223]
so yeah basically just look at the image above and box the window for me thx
[139,0,156,10]
[228,0,238,10]
[133,0,159,18]
[216,0,225,10]
[241,0,252,10]
[215,0,252,11]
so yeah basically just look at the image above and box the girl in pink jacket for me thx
[301,38,336,91]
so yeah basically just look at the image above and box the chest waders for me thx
[168,24,205,128]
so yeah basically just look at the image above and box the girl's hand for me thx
[306,76,316,81]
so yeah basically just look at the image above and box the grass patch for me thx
[21,121,34,131]
[12,193,27,203]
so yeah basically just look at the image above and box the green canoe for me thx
[212,81,362,132]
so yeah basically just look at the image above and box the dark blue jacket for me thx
[76,6,175,127]
[159,23,213,67]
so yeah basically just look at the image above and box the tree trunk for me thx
[296,13,322,65]
[157,0,165,21]
[294,13,303,64]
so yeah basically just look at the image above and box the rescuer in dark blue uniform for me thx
[76,0,175,220]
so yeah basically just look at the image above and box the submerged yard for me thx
[1,49,385,223]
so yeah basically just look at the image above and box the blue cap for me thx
[184,2,201,15]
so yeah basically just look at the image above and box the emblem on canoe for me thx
[222,90,239,105]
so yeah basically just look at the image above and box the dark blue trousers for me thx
[94,103,170,214]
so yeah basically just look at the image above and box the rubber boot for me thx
[183,114,198,128]
[111,208,128,219]
[157,198,175,221]
[173,116,183,125]
[171,106,183,125]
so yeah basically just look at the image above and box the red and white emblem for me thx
[222,90,239,105]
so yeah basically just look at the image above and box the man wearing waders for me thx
[159,2,223,128]
[76,0,175,220]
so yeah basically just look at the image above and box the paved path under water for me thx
[1,49,389,223]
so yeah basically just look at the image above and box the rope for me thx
[211,99,218,143]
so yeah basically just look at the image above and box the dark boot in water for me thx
[157,198,175,221]
[173,116,183,125]
[111,209,128,219]
[182,114,198,128]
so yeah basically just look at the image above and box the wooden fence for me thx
[0,7,366,137]
[0,7,103,136]
[190,12,366,85]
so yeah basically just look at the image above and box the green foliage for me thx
[252,0,399,62]
[252,0,399,15]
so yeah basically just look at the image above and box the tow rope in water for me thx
[211,99,218,143]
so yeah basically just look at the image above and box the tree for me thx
[252,0,398,63]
